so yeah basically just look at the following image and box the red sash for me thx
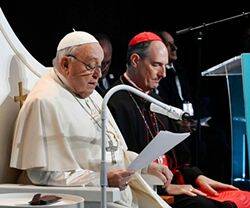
[208,190,250,208]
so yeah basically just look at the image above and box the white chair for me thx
[0,7,121,208]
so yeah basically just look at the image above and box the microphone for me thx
[150,103,191,120]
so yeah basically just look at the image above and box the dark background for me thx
[1,1,249,71]
[1,1,250,182]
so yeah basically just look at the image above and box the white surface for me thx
[0,193,84,207]
[0,184,121,203]
[128,130,190,171]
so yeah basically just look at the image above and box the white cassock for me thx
[10,69,171,208]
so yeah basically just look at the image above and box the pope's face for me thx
[64,43,104,98]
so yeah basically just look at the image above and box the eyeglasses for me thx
[66,54,102,72]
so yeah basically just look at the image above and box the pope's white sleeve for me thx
[126,150,138,162]
[27,169,99,186]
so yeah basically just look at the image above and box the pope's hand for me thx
[147,162,173,187]
[107,169,135,191]
[195,175,239,196]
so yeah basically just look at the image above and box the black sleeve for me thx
[173,138,203,186]
[179,166,203,186]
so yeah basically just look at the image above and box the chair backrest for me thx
[0,7,48,183]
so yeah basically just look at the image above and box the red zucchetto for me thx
[128,32,162,46]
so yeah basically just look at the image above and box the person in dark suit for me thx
[157,31,194,116]
[108,31,240,208]
[157,31,233,183]
[95,33,115,96]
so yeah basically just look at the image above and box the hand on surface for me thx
[107,169,134,191]
[166,184,207,197]
[195,175,239,196]
[147,162,173,188]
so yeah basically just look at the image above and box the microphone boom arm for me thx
[176,11,250,35]
[100,84,188,208]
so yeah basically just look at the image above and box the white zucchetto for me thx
[57,31,98,51]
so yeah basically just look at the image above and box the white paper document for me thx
[128,130,190,171]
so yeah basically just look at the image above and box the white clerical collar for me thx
[123,72,150,94]
[167,63,175,71]
[53,68,76,95]
[169,63,174,68]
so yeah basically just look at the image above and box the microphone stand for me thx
[100,84,178,208]
[176,12,250,35]
[175,11,249,167]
